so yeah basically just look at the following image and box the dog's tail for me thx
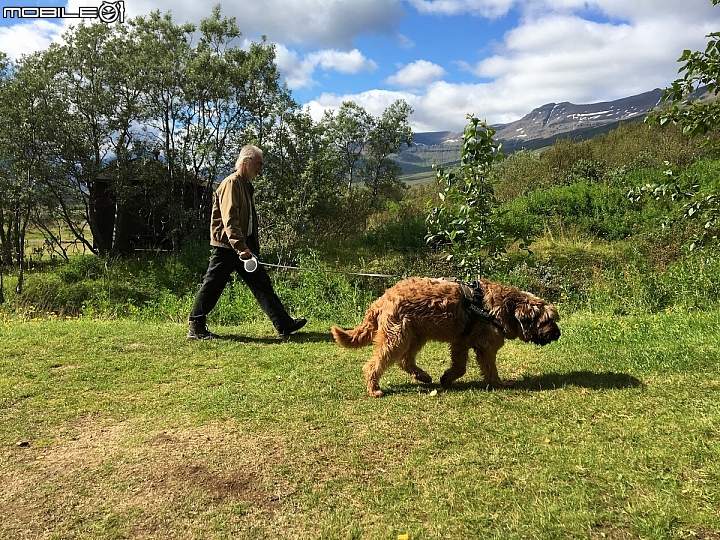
[331,304,380,348]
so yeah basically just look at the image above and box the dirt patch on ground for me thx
[0,416,293,539]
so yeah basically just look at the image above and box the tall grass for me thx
[3,237,720,326]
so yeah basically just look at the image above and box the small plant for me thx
[426,114,528,278]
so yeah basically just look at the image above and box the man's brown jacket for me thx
[209,171,259,255]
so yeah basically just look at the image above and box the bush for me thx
[5,124,720,322]
[499,174,677,242]
[56,255,107,283]
[660,251,720,311]
[364,200,428,253]
[493,149,551,202]
[493,122,710,206]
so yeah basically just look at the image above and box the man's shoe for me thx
[187,320,218,340]
[278,318,307,338]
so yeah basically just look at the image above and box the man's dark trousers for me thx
[189,247,295,332]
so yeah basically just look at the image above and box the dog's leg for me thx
[363,361,384,397]
[439,342,469,388]
[399,340,432,385]
[363,326,407,397]
[474,348,513,389]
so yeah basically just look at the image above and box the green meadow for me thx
[1,304,719,539]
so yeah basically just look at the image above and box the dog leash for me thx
[259,261,399,279]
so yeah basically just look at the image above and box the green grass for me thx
[2,310,720,539]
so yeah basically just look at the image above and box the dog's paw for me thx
[412,372,432,384]
[367,389,384,398]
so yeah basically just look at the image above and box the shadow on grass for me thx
[219,331,335,344]
[385,370,644,396]
[513,371,644,391]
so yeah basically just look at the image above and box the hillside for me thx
[396,88,667,182]
[494,88,664,149]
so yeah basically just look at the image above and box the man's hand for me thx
[238,249,253,260]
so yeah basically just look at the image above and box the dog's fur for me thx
[331,277,561,397]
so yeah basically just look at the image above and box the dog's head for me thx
[513,295,561,346]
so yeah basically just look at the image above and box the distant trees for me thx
[0,7,288,265]
[0,6,414,296]
[0,49,75,295]
[362,100,414,205]
[253,99,413,254]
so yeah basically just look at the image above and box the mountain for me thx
[494,88,665,150]
[396,88,671,181]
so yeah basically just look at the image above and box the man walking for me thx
[188,144,306,339]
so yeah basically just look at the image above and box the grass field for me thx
[1,310,720,539]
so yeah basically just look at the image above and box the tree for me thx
[126,10,197,252]
[14,7,297,257]
[179,8,295,249]
[0,51,75,293]
[359,99,414,208]
[426,115,513,279]
[1,5,415,267]
[0,52,11,303]
[312,100,414,235]
[46,19,138,256]
[648,0,720,144]
[628,162,719,250]
[320,102,373,192]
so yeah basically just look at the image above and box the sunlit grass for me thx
[2,311,719,539]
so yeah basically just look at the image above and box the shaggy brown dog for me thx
[331,277,561,397]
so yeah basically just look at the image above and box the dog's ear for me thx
[515,300,540,334]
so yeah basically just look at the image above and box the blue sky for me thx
[2,0,720,132]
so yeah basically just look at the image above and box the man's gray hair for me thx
[235,145,263,172]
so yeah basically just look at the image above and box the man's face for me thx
[247,155,264,179]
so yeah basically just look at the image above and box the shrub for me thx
[493,149,552,202]
[499,173,678,242]
[365,200,428,253]
[660,251,720,310]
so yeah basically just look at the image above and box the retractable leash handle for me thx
[241,254,258,272]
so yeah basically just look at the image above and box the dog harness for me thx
[444,278,505,336]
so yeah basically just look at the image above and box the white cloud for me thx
[1,0,405,59]
[120,0,405,49]
[275,46,377,90]
[397,34,416,49]
[527,0,718,24]
[3,0,720,134]
[311,1,720,132]
[309,49,378,74]
[274,45,313,89]
[385,60,446,87]
[305,81,528,133]
[412,81,523,132]
[0,20,67,60]
[406,0,514,18]
[472,13,716,110]
[406,0,718,23]
[306,89,418,124]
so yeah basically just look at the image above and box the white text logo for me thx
[3,1,125,24]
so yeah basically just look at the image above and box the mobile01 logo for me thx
[3,1,125,24]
